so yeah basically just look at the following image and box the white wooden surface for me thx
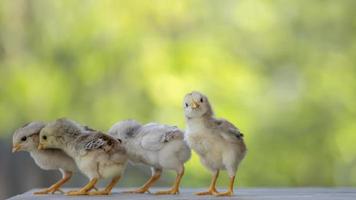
[7,188,356,200]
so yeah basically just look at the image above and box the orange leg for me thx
[155,167,184,195]
[215,175,235,196]
[195,170,219,195]
[88,176,121,195]
[66,178,98,196]
[125,169,161,193]
[34,171,72,195]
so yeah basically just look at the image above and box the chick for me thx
[12,121,77,195]
[38,118,128,196]
[183,91,247,196]
[109,120,191,195]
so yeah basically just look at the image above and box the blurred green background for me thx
[1,0,356,198]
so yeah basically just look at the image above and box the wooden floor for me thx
[7,188,356,200]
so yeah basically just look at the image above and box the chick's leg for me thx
[195,170,219,195]
[214,175,235,196]
[88,176,120,195]
[125,168,161,193]
[155,166,184,195]
[66,178,98,195]
[34,171,72,195]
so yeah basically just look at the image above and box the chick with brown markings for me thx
[38,118,128,196]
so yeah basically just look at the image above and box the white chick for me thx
[109,120,191,195]
[12,121,77,195]
[38,118,128,196]
[183,91,247,196]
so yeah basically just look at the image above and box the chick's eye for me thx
[42,135,47,140]
[200,97,204,103]
[21,136,27,141]
[185,103,189,107]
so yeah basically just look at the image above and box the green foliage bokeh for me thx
[0,0,355,187]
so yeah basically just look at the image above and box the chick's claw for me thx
[195,189,218,196]
[88,190,111,195]
[33,187,64,195]
[155,189,179,195]
[33,190,50,195]
[123,188,148,194]
[66,190,89,196]
[214,191,234,196]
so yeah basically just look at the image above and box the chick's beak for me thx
[38,143,45,150]
[12,144,21,153]
[191,100,199,109]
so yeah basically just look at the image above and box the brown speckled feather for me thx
[76,132,122,153]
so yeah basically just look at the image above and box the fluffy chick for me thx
[183,91,247,196]
[38,118,128,196]
[12,121,76,195]
[109,120,191,195]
